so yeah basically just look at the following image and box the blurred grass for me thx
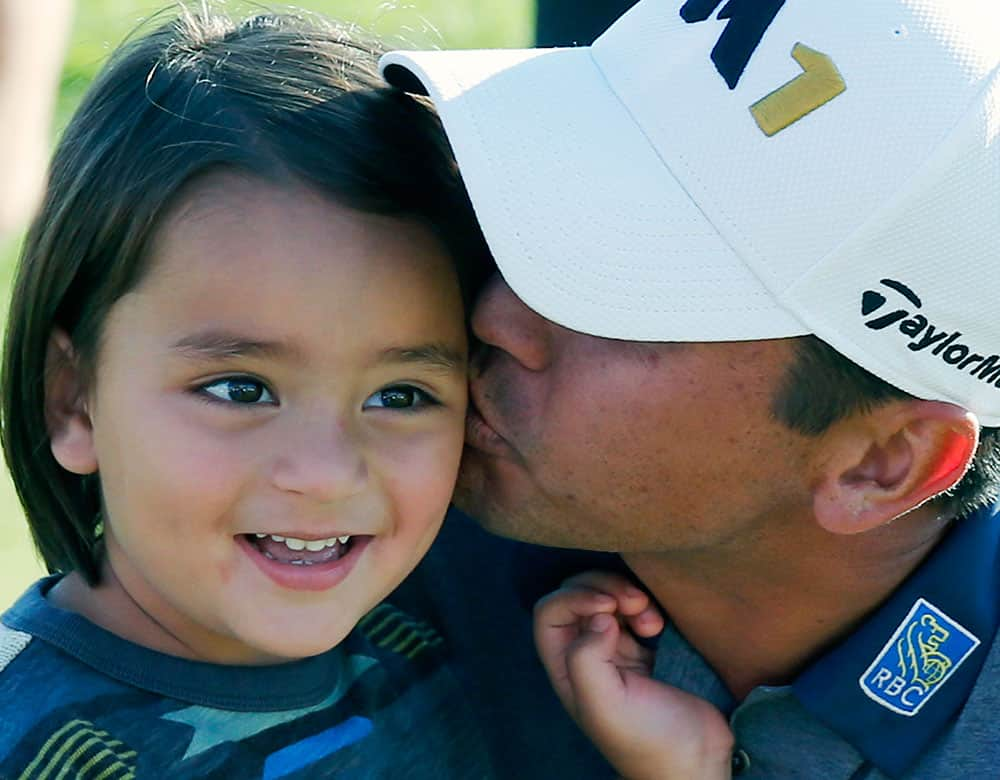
[0,0,533,609]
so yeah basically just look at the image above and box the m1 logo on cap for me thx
[862,279,1000,388]
[680,0,846,136]
[859,598,979,716]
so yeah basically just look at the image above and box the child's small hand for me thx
[534,571,734,780]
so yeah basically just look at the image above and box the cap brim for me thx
[381,46,808,342]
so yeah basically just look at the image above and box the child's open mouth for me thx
[244,533,354,566]
[239,532,371,592]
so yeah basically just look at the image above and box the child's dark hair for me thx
[1,8,491,584]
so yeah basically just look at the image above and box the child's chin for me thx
[254,631,354,664]
[224,620,356,665]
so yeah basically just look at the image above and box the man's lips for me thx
[465,385,516,458]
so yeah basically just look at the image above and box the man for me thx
[384,0,1000,776]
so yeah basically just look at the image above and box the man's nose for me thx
[269,418,367,502]
[471,273,552,371]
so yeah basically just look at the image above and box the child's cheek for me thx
[376,424,464,524]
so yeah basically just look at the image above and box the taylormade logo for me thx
[862,279,1000,386]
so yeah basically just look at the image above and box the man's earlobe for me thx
[44,330,98,475]
[811,401,978,535]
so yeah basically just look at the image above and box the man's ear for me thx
[45,329,98,475]
[811,400,978,535]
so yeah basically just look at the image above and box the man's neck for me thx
[623,507,951,700]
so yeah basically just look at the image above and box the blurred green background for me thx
[0,0,533,609]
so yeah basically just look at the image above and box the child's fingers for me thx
[534,584,618,629]
[609,628,656,671]
[554,571,665,643]
[622,603,666,638]
[561,571,652,617]
[563,613,630,718]
[534,586,620,699]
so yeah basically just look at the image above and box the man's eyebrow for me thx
[379,344,467,372]
[170,331,300,362]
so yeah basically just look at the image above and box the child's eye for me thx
[199,377,276,406]
[363,385,437,411]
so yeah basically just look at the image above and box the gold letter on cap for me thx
[750,43,846,136]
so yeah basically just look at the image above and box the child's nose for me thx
[268,418,367,502]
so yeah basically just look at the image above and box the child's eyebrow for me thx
[170,332,465,372]
[378,345,467,373]
[170,331,300,362]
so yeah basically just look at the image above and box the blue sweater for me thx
[0,582,493,779]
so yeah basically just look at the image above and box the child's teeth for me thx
[262,533,351,551]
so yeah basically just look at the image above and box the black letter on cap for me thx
[680,0,786,89]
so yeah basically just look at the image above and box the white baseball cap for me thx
[380,0,1000,425]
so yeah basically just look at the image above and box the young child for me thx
[535,571,736,779]
[0,9,493,777]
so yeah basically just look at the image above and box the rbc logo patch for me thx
[860,598,980,716]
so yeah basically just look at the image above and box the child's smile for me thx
[50,171,468,665]
[240,532,371,591]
